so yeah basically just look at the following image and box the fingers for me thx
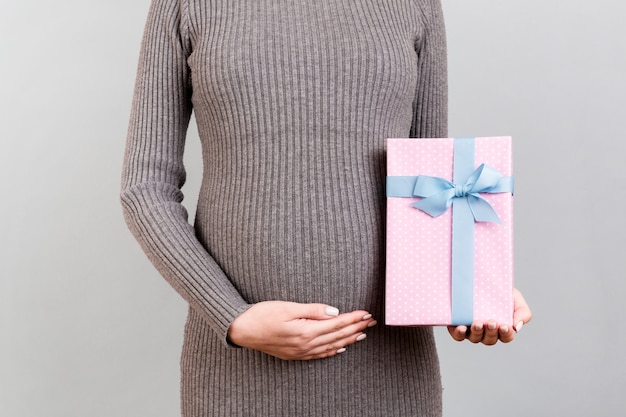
[304,312,376,353]
[480,320,499,345]
[447,325,468,341]
[302,326,373,360]
[498,323,515,343]
[466,321,484,343]
[309,315,376,348]
[281,313,377,360]
[310,309,375,337]
[448,320,512,345]
[447,322,487,343]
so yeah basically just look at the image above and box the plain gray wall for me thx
[1,0,624,416]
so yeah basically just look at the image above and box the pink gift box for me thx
[385,137,514,326]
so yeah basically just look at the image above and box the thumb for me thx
[512,288,532,332]
[295,303,340,320]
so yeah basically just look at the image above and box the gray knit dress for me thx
[121,0,448,415]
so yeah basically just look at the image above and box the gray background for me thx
[1,0,624,416]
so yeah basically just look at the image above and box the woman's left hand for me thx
[447,288,532,345]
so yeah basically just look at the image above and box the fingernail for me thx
[325,307,339,316]
[473,323,483,331]
[515,321,524,333]
[367,320,378,328]
[356,334,367,342]
[457,326,468,335]
[336,348,347,354]
[488,322,497,330]
[362,314,372,320]
[500,325,509,333]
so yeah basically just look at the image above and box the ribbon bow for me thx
[411,164,514,224]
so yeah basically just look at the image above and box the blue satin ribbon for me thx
[386,165,513,224]
[386,138,514,325]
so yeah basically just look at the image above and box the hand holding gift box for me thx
[385,137,530,343]
[448,288,531,345]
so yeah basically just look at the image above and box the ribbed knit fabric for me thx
[121,0,447,415]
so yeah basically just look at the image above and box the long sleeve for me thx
[120,0,251,345]
[411,0,448,138]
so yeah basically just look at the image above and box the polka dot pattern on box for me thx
[385,137,513,326]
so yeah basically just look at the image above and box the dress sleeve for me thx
[411,0,448,138]
[120,0,252,345]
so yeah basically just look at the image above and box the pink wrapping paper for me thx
[385,137,514,326]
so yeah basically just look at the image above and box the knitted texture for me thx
[121,0,447,415]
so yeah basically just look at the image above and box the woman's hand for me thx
[227,301,377,360]
[447,288,532,345]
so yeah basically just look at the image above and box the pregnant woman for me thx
[121,0,531,415]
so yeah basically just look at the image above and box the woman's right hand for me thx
[227,301,377,360]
